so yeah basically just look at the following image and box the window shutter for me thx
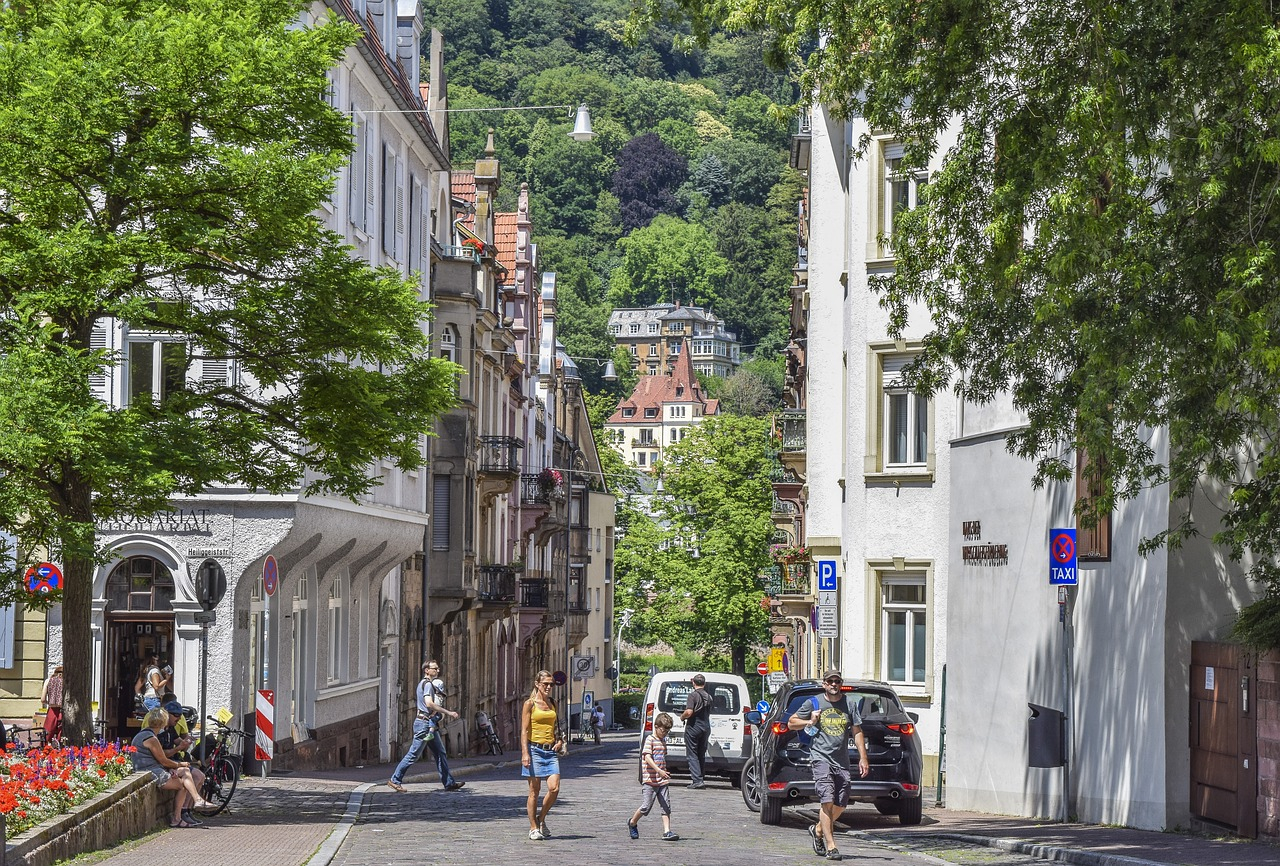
[364,122,377,233]
[382,142,395,255]
[89,322,110,400]
[881,353,913,388]
[1076,450,1112,560]
[394,155,406,262]
[408,176,420,275]
[419,175,432,281]
[431,474,450,550]
[349,109,366,231]
[201,355,229,387]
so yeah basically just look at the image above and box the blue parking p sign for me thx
[1049,528,1078,586]
[816,559,837,592]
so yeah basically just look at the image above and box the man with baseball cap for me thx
[788,669,869,860]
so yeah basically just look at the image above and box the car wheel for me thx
[760,790,783,825]
[898,794,923,825]
[740,761,761,813]
[874,797,900,815]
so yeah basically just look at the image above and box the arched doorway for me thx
[103,556,176,740]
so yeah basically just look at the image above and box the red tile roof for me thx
[606,342,715,424]
[451,171,476,230]
[494,212,518,272]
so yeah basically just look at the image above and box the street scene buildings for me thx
[8,0,1280,857]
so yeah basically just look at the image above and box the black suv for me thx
[741,678,923,825]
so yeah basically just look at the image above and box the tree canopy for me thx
[631,0,1280,642]
[0,0,460,739]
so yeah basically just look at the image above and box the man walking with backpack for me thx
[388,660,465,792]
[788,669,870,861]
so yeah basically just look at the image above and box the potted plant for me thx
[769,543,810,564]
[538,467,562,494]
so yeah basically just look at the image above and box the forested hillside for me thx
[426,0,801,407]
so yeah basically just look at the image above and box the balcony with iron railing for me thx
[779,410,806,452]
[763,562,812,597]
[521,473,560,506]
[519,577,550,608]
[478,436,523,476]
[440,244,481,264]
[476,565,517,603]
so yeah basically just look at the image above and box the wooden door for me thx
[1190,640,1257,837]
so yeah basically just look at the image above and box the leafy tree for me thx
[719,363,784,417]
[725,90,789,149]
[638,0,1280,641]
[524,118,615,235]
[610,133,689,232]
[696,138,785,207]
[617,78,697,134]
[708,202,791,345]
[656,415,773,674]
[607,215,730,309]
[0,0,460,741]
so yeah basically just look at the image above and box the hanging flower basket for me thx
[538,467,562,493]
[769,543,810,564]
[462,237,485,254]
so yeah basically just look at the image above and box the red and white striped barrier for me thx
[255,689,274,761]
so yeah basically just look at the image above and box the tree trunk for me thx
[58,470,98,746]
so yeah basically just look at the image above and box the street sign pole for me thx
[1049,528,1077,824]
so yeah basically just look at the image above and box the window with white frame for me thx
[439,326,456,363]
[870,349,932,474]
[649,323,659,334]
[328,575,347,683]
[879,572,927,686]
[128,337,187,404]
[629,323,639,334]
[878,141,928,257]
[610,324,621,335]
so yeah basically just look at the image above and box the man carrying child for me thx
[628,712,680,841]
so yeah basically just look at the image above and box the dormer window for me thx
[649,323,659,334]
[622,407,635,418]
[644,408,658,418]
[676,385,684,396]
[629,323,639,334]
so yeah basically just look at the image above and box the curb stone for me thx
[858,832,1173,866]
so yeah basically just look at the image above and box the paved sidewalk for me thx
[853,805,1280,866]
[86,737,574,866]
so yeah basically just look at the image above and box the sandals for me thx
[387,780,407,793]
[168,819,197,829]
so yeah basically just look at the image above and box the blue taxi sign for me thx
[1049,528,1078,585]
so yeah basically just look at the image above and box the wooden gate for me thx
[1190,640,1257,837]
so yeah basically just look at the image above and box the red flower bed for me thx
[1,742,134,839]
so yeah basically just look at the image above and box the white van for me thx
[639,671,752,785]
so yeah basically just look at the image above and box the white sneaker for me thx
[529,829,545,841]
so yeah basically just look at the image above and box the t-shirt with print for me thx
[794,694,860,766]
[642,734,669,787]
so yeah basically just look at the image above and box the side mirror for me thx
[907,711,919,723]
[744,710,763,725]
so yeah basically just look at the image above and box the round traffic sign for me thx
[25,562,63,594]
[552,670,567,686]
[263,555,279,597]
[755,700,771,714]
[1052,533,1075,563]
[756,661,769,676]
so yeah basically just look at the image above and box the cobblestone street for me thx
[329,736,937,866]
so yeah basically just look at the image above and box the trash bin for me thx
[1027,703,1064,768]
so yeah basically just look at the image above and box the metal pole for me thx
[199,620,209,763]
[935,664,946,807]
[1062,586,1074,823]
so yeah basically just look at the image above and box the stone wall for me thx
[269,709,379,771]
[5,773,174,866]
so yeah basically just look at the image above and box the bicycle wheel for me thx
[194,755,239,816]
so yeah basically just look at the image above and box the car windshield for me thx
[658,681,741,715]
[783,688,901,721]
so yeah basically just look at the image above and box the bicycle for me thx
[191,718,250,817]
[475,711,503,756]
[4,725,49,754]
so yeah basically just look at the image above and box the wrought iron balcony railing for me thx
[763,562,812,596]
[519,577,550,608]
[779,410,806,452]
[478,436,523,475]
[521,473,556,506]
[476,565,516,602]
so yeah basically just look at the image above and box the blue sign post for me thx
[1049,528,1078,585]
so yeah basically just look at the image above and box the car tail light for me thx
[768,782,786,790]
[902,783,920,792]
[770,721,788,736]
[643,703,654,733]
[887,723,915,736]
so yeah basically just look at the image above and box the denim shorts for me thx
[521,744,560,778]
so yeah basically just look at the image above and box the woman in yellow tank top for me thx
[521,669,564,840]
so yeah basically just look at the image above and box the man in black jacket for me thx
[681,674,712,788]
